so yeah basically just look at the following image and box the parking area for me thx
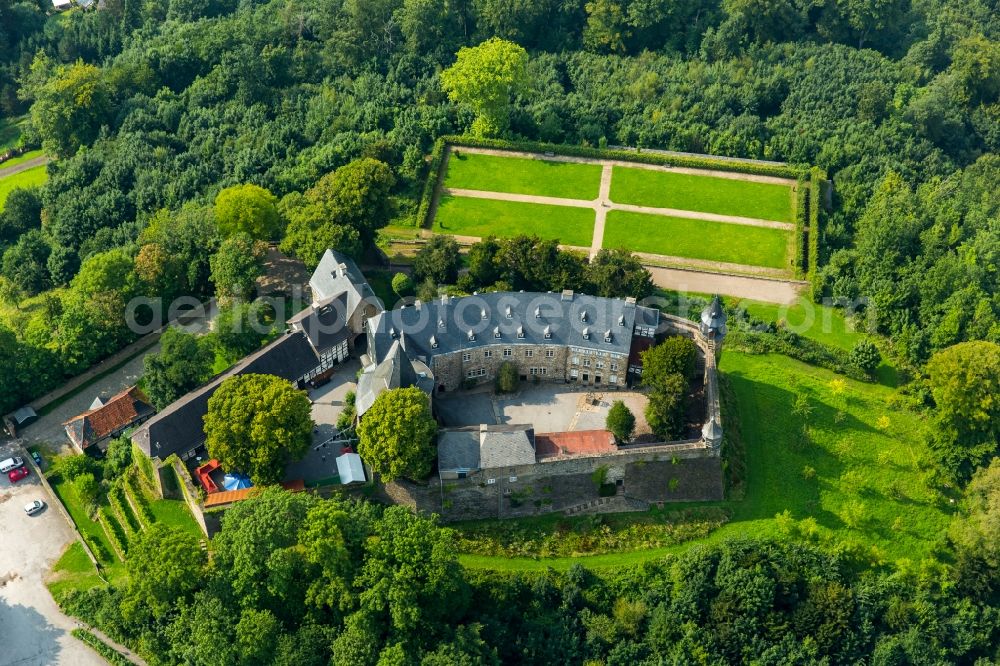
[0,443,105,666]
[283,359,361,485]
[436,383,651,436]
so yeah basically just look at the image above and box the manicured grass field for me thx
[603,210,791,269]
[460,352,948,571]
[434,195,595,247]
[611,167,795,222]
[0,164,48,210]
[47,542,107,598]
[149,498,204,541]
[445,152,602,200]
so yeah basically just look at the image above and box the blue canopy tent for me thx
[223,473,253,491]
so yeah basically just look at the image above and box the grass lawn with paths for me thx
[603,209,791,270]
[445,152,603,200]
[611,166,795,222]
[460,352,949,571]
[434,195,595,247]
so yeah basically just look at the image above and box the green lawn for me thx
[0,164,48,210]
[434,196,595,247]
[0,149,44,170]
[461,352,949,571]
[603,210,791,269]
[445,152,602,200]
[611,167,795,222]
[49,475,122,569]
[46,542,107,598]
[149,498,204,541]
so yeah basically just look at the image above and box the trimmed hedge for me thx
[124,474,154,529]
[414,137,447,227]
[97,507,128,560]
[109,485,140,535]
[726,327,869,382]
[793,173,808,279]
[71,629,132,666]
[807,167,825,298]
[131,442,156,490]
[439,134,807,179]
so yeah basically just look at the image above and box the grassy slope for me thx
[603,210,791,270]
[446,152,602,199]
[610,167,795,222]
[460,352,949,571]
[49,475,123,570]
[434,195,595,247]
[47,542,108,598]
[0,164,48,210]
[149,498,205,541]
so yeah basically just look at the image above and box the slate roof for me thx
[64,386,154,450]
[700,295,727,338]
[369,291,659,365]
[132,332,319,460]
[288,292,351,353]
[356,339,434,417]
[438,424,536,472]
[310,249,381,312]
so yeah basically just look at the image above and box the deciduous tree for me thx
[142,328,213,410]
[214,184,280,240]
[356,387,437,482]
[440,38,530,137]
[606,400,635,443]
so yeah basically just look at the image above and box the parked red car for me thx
[8,466,29,483]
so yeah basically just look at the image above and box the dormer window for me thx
[516,326,525,339]
[582,327,590,340]
[430,335,438,348]
[493,327,501,339]
[604,329,612,343]
[390,327,397,339]
[481,308,488,320]
[580,311,588,323]
[505,306,513,319]
[535,307,541,318]
[438,318,445,328]
[543,325,552,339]
[618,314,626,326]
[467,330,476,341]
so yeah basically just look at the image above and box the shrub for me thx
[850,339,882,377]
[52,454,99,482]
[391,272,414,297]
[414,137,447,228]
[606,401,636,443]
[495,361,520,393]
[109,485,140,535]
[124,475,154,529]
[131,442,156,487]
[71,629,131,666]
[808,167,825,298]
[73,473,100,515]
[97,507,128,560]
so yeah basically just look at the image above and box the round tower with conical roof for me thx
[699,295,727,343]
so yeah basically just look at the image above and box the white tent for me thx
[336,453,365,484]
[51,0,72,10]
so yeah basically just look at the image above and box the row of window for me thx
[466,368,487,378]
[463,348,556,362]
[569,369,619,384]
[572,357,618,370]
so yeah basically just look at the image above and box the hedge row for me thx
[414,137,447,227]
[109,485,140,535]
[124,474,154,529]
[71,629,133,666]
[793,173,808,279]
[131,442,156,491]
[97,507,128,561]
[439,134,808,179]
[726,327,869,382]
[807,167,824,298]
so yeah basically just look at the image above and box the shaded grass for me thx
[611,167,795,222]
[0,116,25,151]
[461,353,950,571]
[446,151,602,199]
[365,269,400,310]
[434,196,595,247]
[49,474,122,570]
[603,210,791,270]
[0,164,48,210]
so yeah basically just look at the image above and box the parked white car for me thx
[24,500,45,516]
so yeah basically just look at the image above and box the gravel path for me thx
[0,155,50,179]
[646,266,805,304]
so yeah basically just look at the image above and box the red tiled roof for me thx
[203,479,305,508]
[536,430,617,459]
[63,386,154,449]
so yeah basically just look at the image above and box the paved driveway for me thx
[0,443,105,666]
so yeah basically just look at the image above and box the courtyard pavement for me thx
[436,383,651,436]
[0,442,106,666]
[284,359,360,485]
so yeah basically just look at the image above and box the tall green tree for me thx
[21,55,111,156]
[210,232,266,301]
[356,387,437,482]
[142,328,213,410]
[123,524,206,624]
[204,373,313,485]
[440,38,530,137]
[412,235,461,285]
[214,184,280,240]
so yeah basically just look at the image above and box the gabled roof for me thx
[132,332,319,460]
[438,424,536,472]
[288,292,352,353]
[437,429,481,471]
[310,249,381,313]
[355,339,434,416]
[336,453,365,484]
[64,386,154,450]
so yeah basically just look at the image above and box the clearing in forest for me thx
[0,163,48,210]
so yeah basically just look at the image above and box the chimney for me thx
[337,262,348,278]
[561,289,574,301]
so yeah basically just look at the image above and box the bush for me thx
[850,339,882,377]
[109,485,140,535]
[131,442,156,488]
[53,454,100,482]
[97,507,128,559]
[124,475,154,529]
[391,272,414,297]
[808,167,825,298]
[73,473,100,515]
[794,173,808,278]
[414,137,447,228]
[606,401,636,443]
[495,361,520,393]
[71,629,132,666]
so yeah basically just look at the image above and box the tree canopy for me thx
[356,387,437,482]
[441,38,530,137]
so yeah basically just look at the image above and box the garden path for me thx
[0,155,49,179]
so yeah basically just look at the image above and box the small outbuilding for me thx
[336,452,366,484]
[64,386,155,453]
[438,424,536,479]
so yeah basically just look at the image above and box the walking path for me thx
[591,165,613,257]
[645,266,804,304]
[454,145,797,185]
[0,155,49,179]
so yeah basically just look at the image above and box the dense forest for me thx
[1,0,998,416]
